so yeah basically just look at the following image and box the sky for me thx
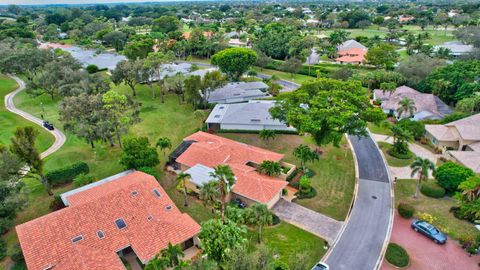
[0,0,190,5]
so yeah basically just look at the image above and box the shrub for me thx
[138,167,159,180]
[417,212,436,224]
[296,187,317,199]
[73,174,95,187]
[303,168,316,178]
[49,194,65,211]
[45,162,89,187]
[9,243,24,263]
[420,182,446,198]
[385,243,409,268]
[272,214,281,225]
[299,176,312,193]
[434,162,475,194]
[270,260,290,270]
[10,263,27,270]
[0,218,12,235]
[86,64,99,73]
[0,240,6,260]
[398,203,415,218]
[397,119,426,140]
[388,148,413,159]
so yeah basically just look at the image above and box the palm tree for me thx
[410,157,436,198]
[199,180,220,214]
[209,165,236,223]
[293,144,320,171]
[244,203,273,243]
[397,97,416,118]
[259,129,276,142]
[176,172,191,207]
[144,255,169,270]
[156,137,172,156]
[257,160,282,176]
[161,242,185,267]
[459,176,480,202]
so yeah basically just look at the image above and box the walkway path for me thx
[381,213,479,270]
[325,134,393,270]
[272,199,343,244]
[4,75,66,159]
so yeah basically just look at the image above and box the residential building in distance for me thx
[170,132,296,208]
[437,41,474,57]
[206,81,269,104]
[16,171,200,270]
[205,100,296,132]
[335,40,368,65]
[425,113,480,173]
[373,85,452,121]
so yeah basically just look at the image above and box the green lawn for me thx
[219,133,355,221]
[0,75,54,152]
[378,142,415,167]
[247,222,326,268]
[252,67,315,85]
[395,179,477,240]
[368,122,393,136]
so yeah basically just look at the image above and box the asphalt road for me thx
[4,75,66,159]
[325,134,392,270]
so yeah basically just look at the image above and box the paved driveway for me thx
[381,214,479,270]
[272,200,343,244]
[325,135,393,270]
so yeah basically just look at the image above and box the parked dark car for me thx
[231,198,246,209]
[311,262,329,270]
[411,219,447,244]
[42,121,54,131]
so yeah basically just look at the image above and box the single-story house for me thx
[16,171,200,270]
[425,113,480,173]
[228,38,250,48]
[205,100,296,132]
[335,40,368,64]
[436,41,474,57]
[170,132,296,208]
[373,85,452,121]
[206,81,269,104]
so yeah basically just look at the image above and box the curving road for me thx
[4,75,66,159]
[325,134,393,270]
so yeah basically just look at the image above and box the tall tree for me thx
[152,16,180,34]
[271,78,385,147]
[395,54,445,88]
[282,57,303,79]
[200,71,227,104]
[328,29,350,46]
[119,137,159,169]
[156,137,172,156]
[397,97,416,118]
[410,157,436,198]
[143,51,176,103]
[111,59,143,96]
[199,180,221,213]
[209,165,236,223]
[211,48,257,81]
[161,242,184,267]
[244,204,272,243]
[365,43,399,70]
[184,75,202,108]
[10,127,52,195]
[176,172,191,207]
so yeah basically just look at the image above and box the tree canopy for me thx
[211,48,257,81]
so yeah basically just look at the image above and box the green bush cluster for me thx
[385,243,409,268]
[398,203,415,218]
[264,59,373,78]
[434,162,475,194]
[420,182,446,198]
[388,149,413,159]
[73,174,95,187]
[45,162,90,187]
[138,167,159,180]
[269,260,290,270]
[397,119,426,140]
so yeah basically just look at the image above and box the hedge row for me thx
[264,59,374,77]
[45,162,90,187]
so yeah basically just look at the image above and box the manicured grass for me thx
[219,133,355,221]
[395,179,478,240]
[378,142,415,167]
[368,122,393,136]
[0,74,54,152]
[251,67,315,85]
[385,243,409,268]
[247,222,326,268]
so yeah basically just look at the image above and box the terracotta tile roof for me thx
[176,132,287,204]
[16,171,200,270]
[335,48,367,63]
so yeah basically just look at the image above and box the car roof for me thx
[313,263,328,270]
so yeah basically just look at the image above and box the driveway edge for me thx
[369,129,395,270]
[322,134,360,261]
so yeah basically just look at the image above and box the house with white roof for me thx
[425,113,480,173]
[437,41,474,57]
[373,86,452,121]
[205,100,296,132]
[206,82,269,104]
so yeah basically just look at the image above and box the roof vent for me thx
[219,106,225,109]
[166,205,173,211]
[97,230,105,239]
[71,235,84,243]
[214,115,221,118]
[153,189,161,198]
[250,119,261,122]
[131,191,138,196]
[115,218,127,229]
[147,215,153,221]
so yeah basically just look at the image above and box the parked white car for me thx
[311,262,329,270]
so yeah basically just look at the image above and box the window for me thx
[71,235,84,243]
[115,218,127,229]
[152,189,161,198]
[97,230,105,239]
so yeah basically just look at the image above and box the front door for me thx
[181,238,194,250]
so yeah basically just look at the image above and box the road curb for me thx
[321,134,360,261]
[369,129,395,270]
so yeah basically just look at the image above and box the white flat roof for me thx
[184,164,215,187]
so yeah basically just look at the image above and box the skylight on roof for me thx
[147,215,153,221]
[71,235,83,243]
[219,106,225,109]
[115,218,127,229]
[214,115,221,118]
[97,230,105,239]
[131,191,138,196]
[166,205,173,210]
[153,189,161,198]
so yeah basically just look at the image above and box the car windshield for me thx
[314,264,327,270]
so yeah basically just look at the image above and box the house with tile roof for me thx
[16,171,200,270]
[170,132,296,208]
[425,113,480,173]
[373,85,452,121]
[335,40,368,65]
[205,100,296,132]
